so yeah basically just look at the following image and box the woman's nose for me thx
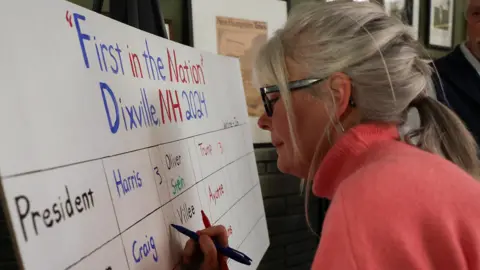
[257,113,272,131]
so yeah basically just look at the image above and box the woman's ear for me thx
[327,72,352,119]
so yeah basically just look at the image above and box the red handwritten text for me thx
[199,143,212,156]
[209,184,224,205]
[159,89,183,124]
[129,50,143,78]
[167,48,205,85]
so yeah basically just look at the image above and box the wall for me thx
[69,0,187,45]
[255,147,323,270]
[289,0,468,59]
[70,0,468,60]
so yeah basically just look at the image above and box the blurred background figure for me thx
[432,0,480,150]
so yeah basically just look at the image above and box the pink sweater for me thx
[312,123,480,270]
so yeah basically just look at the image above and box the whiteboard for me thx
[0,0,269,269]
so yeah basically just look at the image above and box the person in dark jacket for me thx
[432,0,480,146]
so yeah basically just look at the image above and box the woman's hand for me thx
[181,225,229,270]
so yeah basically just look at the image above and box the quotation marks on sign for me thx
[65,11,73,27]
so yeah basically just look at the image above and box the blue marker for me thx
[170,224,252,266]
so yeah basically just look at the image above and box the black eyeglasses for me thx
[259,78,325,117]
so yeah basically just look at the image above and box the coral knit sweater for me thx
[311,123,480,270]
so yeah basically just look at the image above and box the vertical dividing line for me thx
[147,148,164,203]
[146,148,171,245]
[101,160,131,270]
[187,138,199,184]
[188,137,207,217]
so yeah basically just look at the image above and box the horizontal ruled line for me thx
[212,178,257,225]
[233,212,265,252]
[64,232,120,270]
[2,123,247,180]
[120,151,254,234]
[65,151,258,270]
[170,213,265,270]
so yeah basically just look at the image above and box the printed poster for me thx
[216,16,268,117]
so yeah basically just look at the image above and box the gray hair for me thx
[254,1,479,180]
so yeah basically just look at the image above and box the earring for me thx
[349,96,356,107]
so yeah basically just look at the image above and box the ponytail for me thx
[406,96,480,178]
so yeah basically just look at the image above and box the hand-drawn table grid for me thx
[2,124,268,270]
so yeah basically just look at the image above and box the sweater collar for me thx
[313,123,400,199]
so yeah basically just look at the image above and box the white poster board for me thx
[0,0,269,269]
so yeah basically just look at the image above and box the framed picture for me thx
[186,0,288,144]
[384,0,420,40]
[426,0,455,50]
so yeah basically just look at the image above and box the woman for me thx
[182,1,480,269]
